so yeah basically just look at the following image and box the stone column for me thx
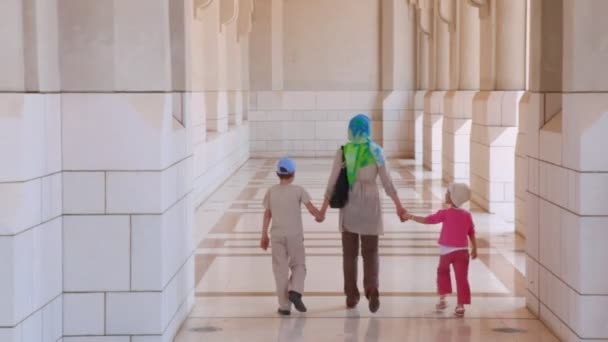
[0,1,63,338]
[442,0,479,184]
[470,0,526,217]
[58,1,194,340]
[414,1,432,164]
[525,0,608,339]
[423,0,450,173]
[381,0,417,159]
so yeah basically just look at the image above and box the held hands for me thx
[397,206,408,222]
[400,212,412,222]
[315,208,326,223]
[260,235,270,251]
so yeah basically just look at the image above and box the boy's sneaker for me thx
[277,309,291,316]
[288,291,307,313]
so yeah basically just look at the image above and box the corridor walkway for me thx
[174,158,557,341]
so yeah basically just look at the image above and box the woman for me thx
[319,114,406,313]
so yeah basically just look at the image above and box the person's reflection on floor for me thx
[434,320,472,342]
[277,317,306,342]
[344,309,361,342]
[364,318,380,342]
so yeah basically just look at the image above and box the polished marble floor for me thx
[175,159,557,341]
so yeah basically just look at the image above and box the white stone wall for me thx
[442,91,475,183]
[60,93,195,340]
[423,91,446,173]
[248,91,415,158]
[413,91,426,165]
[525,92,608,340]
[0,94,63,341]
[0,0,253,340]
[470,91,523,218]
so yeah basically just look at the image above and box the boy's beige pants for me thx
[271,235,306,310]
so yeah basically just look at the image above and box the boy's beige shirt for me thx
[263,184,311,236]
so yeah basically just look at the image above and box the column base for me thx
[414,91,427,166]
[423,91,446,173]
[442,91,476,184]
[470,90,524,219]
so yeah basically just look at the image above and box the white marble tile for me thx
[197,255,508,294]
[41,173,62,221]
[63,293,105,336]
[175,316,557,342]
[63,172,105,214]
[106,171,163,214]
[42,295,62,342]
[63,216,130,292]
[21,309,42,342]
[0,180,42,235]
[106,292,163,335]
[63,337,130,342]
[0,236,15,326]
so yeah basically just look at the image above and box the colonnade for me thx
[413,0,608,339]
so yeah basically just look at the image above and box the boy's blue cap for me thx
[277,157,296,175]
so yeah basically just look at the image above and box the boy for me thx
[402,183,477,317]
[260,157,323,316]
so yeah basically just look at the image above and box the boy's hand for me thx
[315,213,325,223]
[471,248,477,259]
[260,235,270,251]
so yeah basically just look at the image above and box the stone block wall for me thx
[0,0,253,340]
[0,94,63,342]
[249,91,416,158]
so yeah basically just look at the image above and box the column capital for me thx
[194,0,214,20]
[438,0,453,27]
[468,0,487,8]
[417,7,432,36]
[468,0,491,18]
[237,0,255,41]
[220,0,239,33]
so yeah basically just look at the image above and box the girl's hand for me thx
[471,248,477,259]
[260,235,270,251]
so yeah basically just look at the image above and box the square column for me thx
[414,91,427,164]
[442,91,475,183]
[61,93,194,340]
[526,93,608,340]
[423,91,446,174]
[470,91,523,218]
[0,94,63,341]
[0,0,63,338]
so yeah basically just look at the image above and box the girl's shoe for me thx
[436,297,447,311]
[454,305,465,317]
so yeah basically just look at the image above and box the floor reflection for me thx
[175,158,557,342]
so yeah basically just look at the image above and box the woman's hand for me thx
[397,206,407,221]
[315,212,325,222]
[260,235,270,251]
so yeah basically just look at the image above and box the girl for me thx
[403,183,477,317]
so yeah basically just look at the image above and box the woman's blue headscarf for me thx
[344,114,385,186]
